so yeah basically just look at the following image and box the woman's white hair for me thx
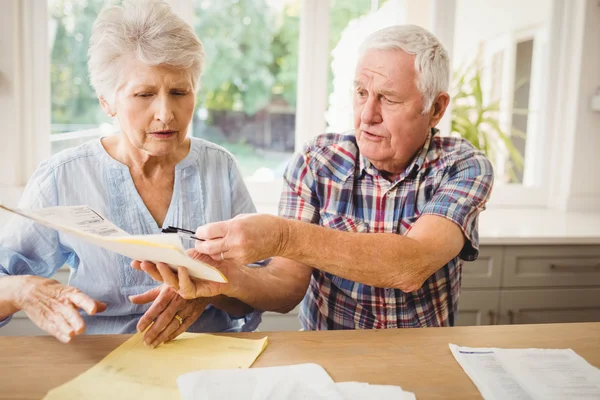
[358,24,449,112]
[88,0,204,102]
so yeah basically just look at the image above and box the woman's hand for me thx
[129,284,210,348]
[130,250,229,299]
[13,276,106,343]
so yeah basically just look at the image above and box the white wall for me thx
[567,0,600,211]
[453,0,552,68]
[0,0,23,190]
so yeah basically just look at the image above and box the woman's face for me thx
[102,59,196,157]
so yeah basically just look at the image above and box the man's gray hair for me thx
[358,24,449,112]
[88,0,204,102]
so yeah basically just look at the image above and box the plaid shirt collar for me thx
[357,128,438,182]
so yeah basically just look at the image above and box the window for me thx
[190,0,300,181]
[48,0,119,155]
[36,0,559,210]
[453,0,553,206]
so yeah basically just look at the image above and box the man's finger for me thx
[129,286,162,305]
[140,261,164,282]
[193,238,228,257]
[136,286,176,333]
[194,222,228,240]
[156,263,179,290]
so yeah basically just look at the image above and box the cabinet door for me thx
[462,246,503,289]
[455,290,501,326]
[258,306,302,332]
[503,245,600,288]
[498,288,600,325]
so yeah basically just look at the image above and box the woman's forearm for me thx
[0,275,24,320]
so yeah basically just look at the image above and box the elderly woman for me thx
[0,0,259,346]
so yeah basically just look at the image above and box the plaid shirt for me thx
[278,129,494,330]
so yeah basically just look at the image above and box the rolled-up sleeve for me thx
[420,152,494,261]
[0,163,71,327]
[278,150,321,224]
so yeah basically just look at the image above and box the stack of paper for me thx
[450,344,600,399]
[177,363,416,399]
[0,204,226,282]
[45,332,268,399]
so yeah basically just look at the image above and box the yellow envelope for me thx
[45,333,268,400]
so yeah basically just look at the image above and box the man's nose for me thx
[361,96,382,125]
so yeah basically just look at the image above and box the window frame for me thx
[17,0,571,211]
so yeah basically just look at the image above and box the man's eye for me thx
[172,91,187,96]
[357,90,367,97]
[136,93,153,98]
[383,97,396,105]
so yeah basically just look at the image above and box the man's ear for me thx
[99,96,115,117]
[429,92,450,127]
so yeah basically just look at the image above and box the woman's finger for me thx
[140,261,164,282]
[56,301,86,335]
[177,266,197,299]
[129,286,162,305]
[165,300,210,343]
[149,317,182,348]
[142,293,180,346]
[130,260,143,271]
[156,263,179,290]
[136,286,176,334]
[67,290,101,315]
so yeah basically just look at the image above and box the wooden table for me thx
[1,322,599,399]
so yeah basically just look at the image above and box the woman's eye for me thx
[172,91,187,96]
[136,93,153,98]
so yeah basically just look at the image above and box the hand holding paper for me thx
[0,204,227,283]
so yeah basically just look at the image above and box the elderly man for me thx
[135,24,494,330]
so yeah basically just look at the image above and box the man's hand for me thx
[13,276,106,343]
[193,214,289,264]
[129,284,210,348]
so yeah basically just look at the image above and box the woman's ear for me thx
[99,96,116,117]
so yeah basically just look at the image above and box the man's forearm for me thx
[224,257,311,314]
[279,218,447,292]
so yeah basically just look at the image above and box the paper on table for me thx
[177,363,417,400]
[44,332,268,400]
[0,204,226,283]
[336,382,417,400]
[450,344,600,400]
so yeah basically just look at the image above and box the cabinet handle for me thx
[507,310,516,324]
[550,263,600,271]
[487,310,496,325]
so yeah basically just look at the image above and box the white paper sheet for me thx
[0,204,226,283]
[177,363,416,400]
[450,344,600,400]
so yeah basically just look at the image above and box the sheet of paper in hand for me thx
[0,204,226,283]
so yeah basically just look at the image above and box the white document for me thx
[177,363,416,400]
[0,204,226,283]
[450,344,600,400]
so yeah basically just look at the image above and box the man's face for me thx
[353,49,436,177]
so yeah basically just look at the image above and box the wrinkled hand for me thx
[130,250,229,300]
[14,276,106,343]
[193,214,288,265]
[129,284,210,348]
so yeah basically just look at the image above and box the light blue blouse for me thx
[0,137,261,333]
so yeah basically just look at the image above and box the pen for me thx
[162,226,272,267]
[161,226,204,241]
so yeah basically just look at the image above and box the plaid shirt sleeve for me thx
[278,150,321,224]
[420,151,494,261]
